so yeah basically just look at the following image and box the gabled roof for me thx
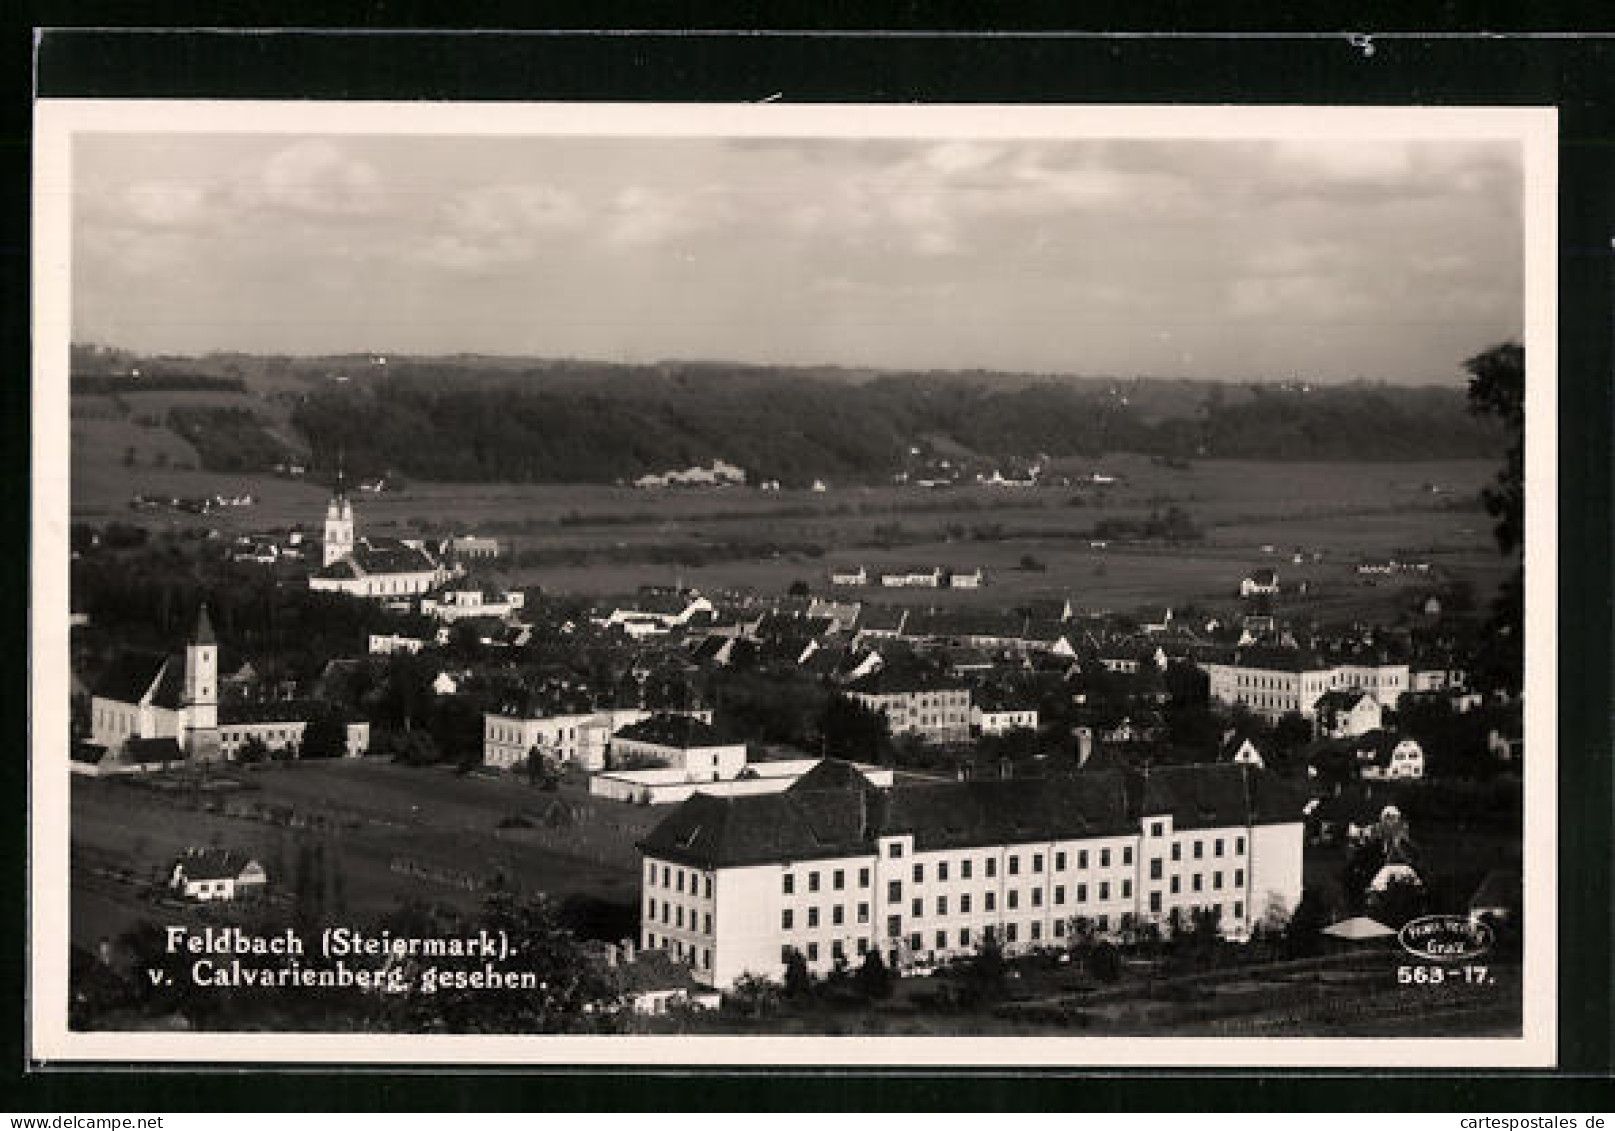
[1316,689,1376,712]
[787,758,873,794]
[641,762,1300,869]
[845,665,966,696]
[173,847,261,882]
[614,712,727,749]
[350,539,438,575]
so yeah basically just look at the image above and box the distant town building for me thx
[845,668,971,744]
[483,705,714,773]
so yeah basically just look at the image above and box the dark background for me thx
[7,9,1613,1112]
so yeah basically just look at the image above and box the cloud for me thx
[605,185,711,248]
[236,139,389,220]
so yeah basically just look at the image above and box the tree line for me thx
[285,365,1503,486]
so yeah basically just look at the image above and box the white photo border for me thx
[30,99,1559,1068]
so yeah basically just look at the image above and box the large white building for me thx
[1202,647,1410,721]
[637,761,1305,988]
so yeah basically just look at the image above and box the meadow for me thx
[69,760,656,951]
[70,444,1503,617]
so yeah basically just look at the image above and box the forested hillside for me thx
[73,349,1507,484]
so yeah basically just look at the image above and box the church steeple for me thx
[323,450,356,568]
[192,601,216,646]
[183,601,220,761]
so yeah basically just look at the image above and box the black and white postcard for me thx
[30,100,1558,1066]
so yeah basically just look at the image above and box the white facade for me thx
[846,686,971,744]
[611,735,747,779]
[972,705,1039,735]
[644,812,1299,988]
[322,494,354,567]
[483,707,714,772]
[1360,738,1425,780]
[1203,655,1407,720]
[218,717,370,760]
[421,588,525,623]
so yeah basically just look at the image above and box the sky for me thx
[71,132,1524,383]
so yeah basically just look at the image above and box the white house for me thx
[971,700,1039,736]
[1314,690,1384,739]
[637,762,1304,988]
[595,593,715,637]
[483,705,714,773]
[1356,732,1426,781]
[1240,568,1279,598]
[169,848,267,902]
[829,566,869,588]
[421,585,526,623]
[610,713,747,780]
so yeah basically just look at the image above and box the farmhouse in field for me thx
[1240,568,1279,598]
[169,848,267,902]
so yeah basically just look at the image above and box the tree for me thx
[236,734,271,764]
[1465,342,1524,694]
[1368,875,1428,929]
[1284,887,1329,958]
[299,710,349,759]
[728,972,780,1018]
[855,948,894,1000]
[782,948,814,999]
[819,694,894,764]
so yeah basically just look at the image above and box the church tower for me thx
[182,602,221,761]
[322,458,355,567]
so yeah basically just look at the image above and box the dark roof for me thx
[173,847,260,882]
[126,736,184,763]
[1218,646,1331,673]
[350,539,438,574]
[91,649,169,703]
[1469,868,1520,912]
[787,758,873,794]
[641,762,1300,868]
[614,712,728,749]
[193,603,216,645]
[314,558,362,580]
[1316,689,1374,712]
[846,666,967,696]
[1247,568,1277,585]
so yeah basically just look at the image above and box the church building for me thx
[88,604,222,765]
[307,469,452,602]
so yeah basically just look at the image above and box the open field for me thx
[70,760,657,950]
[72,452,1504,617]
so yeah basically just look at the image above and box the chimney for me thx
[620,938,636,964]
[602,942,619,968]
